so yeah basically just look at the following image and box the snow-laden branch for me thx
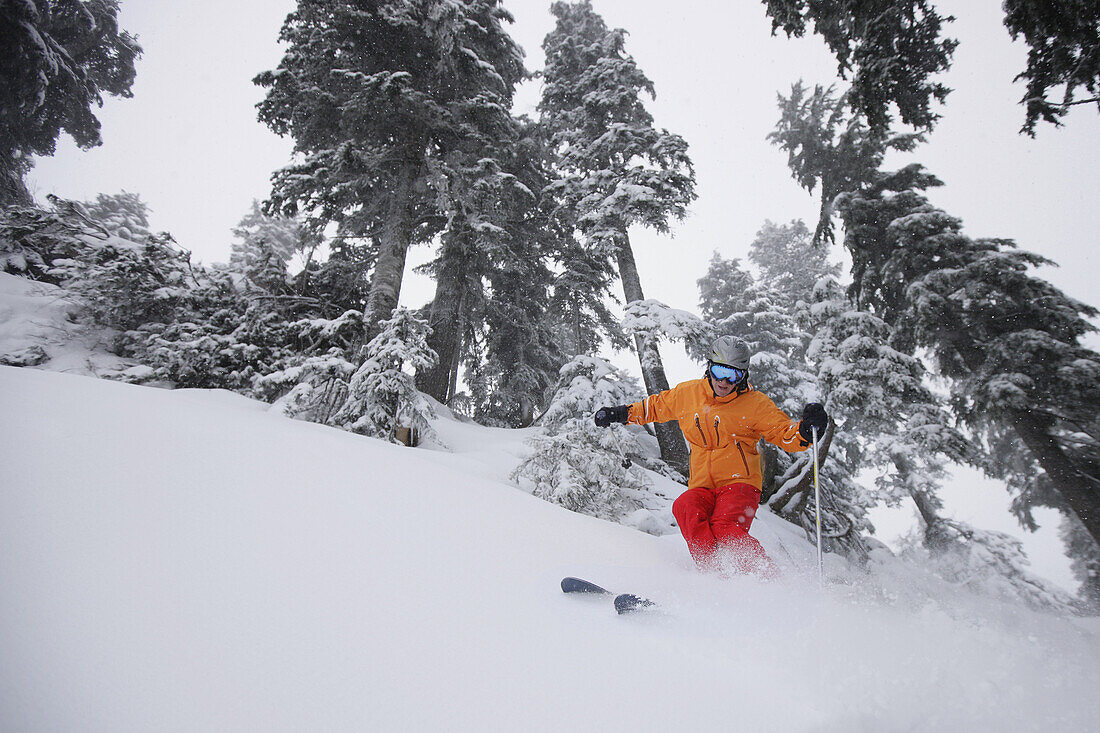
[621,299,714,359]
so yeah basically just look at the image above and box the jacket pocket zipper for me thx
[694,415,708,447]
[736,443,751,475]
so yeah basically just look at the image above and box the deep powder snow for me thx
[2,366,1099,732]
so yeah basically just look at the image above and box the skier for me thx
[594,336,828,574]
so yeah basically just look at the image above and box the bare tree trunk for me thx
[615,233,689,477]
[418,236,467,403]
[363,163,417,342]
[1012,408,1100,551]
[909,487,942,531]
[0,160,31,207]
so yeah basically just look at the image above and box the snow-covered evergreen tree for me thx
[335,307,437,444]
[254,351,357,425]
[232,201,302,267]
[114,235,366,392]
[418,121,566,423]
[1003,0,1100,134]
[513,420,645,524]
[466,237,567,427]
[1,200,95,282]
[768,82,921,245]
[833,163,1100,600]
[621,299,713,368]
[0,195,191,334]
[748,219,840,306]
[83,192,153,242]
[804,275,974,558]
[0,0,141,204]
[697,253,753,323]
[229,201,315,294]
[539,0,695,474]
[538,355,642,430]
[763,1,956,135]
[1062,516,1100,611]
[68,192,193,333]
[304,237,374,312]
[899,518,1080,614]
[773,88,1100,604]
[766,0,1099,136]
[512,355,670,529]
[68,232,193,333]
[547,234,624,359]
[255,0,526,339]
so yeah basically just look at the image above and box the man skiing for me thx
[594,336,828,574]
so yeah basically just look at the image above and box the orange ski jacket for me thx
[626,378,809,491]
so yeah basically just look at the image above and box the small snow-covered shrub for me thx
[0,202,90,282]
[539,354,642,429]
[512,355,676,528]
[67,232,193,332]
[512,417,653,523]
[255,351,356,424]
[334,308,438,444]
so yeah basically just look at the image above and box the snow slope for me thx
[0,272,134,377]
[3,366,1099,732]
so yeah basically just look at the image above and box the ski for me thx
[613,593,655,614]
[561,577,656,614]
[561,576,611,595]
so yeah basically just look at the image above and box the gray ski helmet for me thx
[708,336,750,370]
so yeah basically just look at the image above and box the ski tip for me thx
[561,577,611,595]
[614,593,656,615]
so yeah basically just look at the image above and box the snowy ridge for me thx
[0,272,132,377]
[2,366,1099,731]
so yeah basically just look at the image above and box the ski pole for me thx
[609,424,632,469]
[812,425,823,587]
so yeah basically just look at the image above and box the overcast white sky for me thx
[27,0,1099,588]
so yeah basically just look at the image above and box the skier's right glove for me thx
[798,402,829,442]
[594,405,630,428]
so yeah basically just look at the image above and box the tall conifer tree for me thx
[838,163,1100,596]
[749,219,839,301]
[772,92,1100,596]
[808,276,973,543]
[764,0,1099,135]
[255,0,525,339]
[1004,0,1100,134]
[0,0,141,204]
[762,0,957,134]
[539,0,696,473]
[416,119,566,420]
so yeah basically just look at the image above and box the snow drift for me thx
[2,366,1099,732]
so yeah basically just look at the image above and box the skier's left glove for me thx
[594,405,630,428]
[798,402,828,442]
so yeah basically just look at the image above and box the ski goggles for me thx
[708,363,745,383]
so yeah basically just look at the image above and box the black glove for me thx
[798,402,828,442]
[594,405,629,428]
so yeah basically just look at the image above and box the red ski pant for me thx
[672,483,771,571]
